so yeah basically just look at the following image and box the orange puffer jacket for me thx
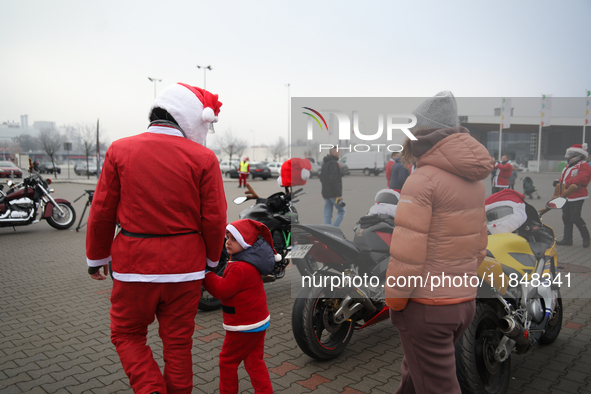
[385,127,493,311]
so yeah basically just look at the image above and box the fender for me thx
[43,198,71,218]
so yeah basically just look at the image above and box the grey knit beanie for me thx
[412,91,459,131]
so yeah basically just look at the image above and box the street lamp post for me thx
[196,65,212,89]
[148,77,162,98]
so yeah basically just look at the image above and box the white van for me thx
[339,152,385,176]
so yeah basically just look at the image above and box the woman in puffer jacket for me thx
[386,91,493,394]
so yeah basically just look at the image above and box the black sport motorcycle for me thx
[198,184,303,311]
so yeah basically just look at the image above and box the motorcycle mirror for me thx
[546,197,567,209]
[233,196,248,205]
[6,180,14,188]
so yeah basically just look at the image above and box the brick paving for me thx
[0,173,589,393]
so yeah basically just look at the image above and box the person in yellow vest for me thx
[239,157,250,188]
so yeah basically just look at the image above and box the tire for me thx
[225,171,232,179]
[262,177,268,181]
[455,302,511,394]
[291,286,355,360]
[46,202,76,230]
[198,250,229,311]
[363,168,371,176]
[539,296,563,345]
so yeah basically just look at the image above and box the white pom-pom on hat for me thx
[202,107,215,123]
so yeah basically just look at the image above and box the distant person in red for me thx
[239,157,250,188]
[554,143,591,247]
[204,219,280,394]
[492,155,512,194]
[86,82,226,394]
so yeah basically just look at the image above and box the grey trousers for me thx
[390,300,475,394]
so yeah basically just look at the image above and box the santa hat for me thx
[278,158,311,187]
[485,189,527,235]
[226,219,282,262]
[566,143,588,158]
[149,82,222,145]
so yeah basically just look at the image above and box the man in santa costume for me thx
[492,155,513,194]
[554,143,591,247]
[238,157,250,188]
[86,82,226,394]
[203,219,279,394]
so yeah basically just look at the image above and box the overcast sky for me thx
[1,0,589,148]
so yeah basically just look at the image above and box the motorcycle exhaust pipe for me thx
[338,285,376,314]
[498,317,531,348]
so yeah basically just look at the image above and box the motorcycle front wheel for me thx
[292,286,355,360]
[539,295,563,345]
[455,302,511,394]
[47,202,76,230]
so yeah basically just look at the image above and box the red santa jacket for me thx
[86,125,227,282]
[493,162,512,188]
[204,261,270,331]
[203,237,274,331]
[559,160,591,201]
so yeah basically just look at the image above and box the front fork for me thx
[39,184,65,216]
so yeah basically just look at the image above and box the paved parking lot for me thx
[1,171,590,393]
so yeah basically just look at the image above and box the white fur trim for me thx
[146,125,184,138]
[206,258,219,268]
[300,168,310,181]
[368,203,398,218]
[112,270,205,283]
[223,315,270,331]
[226,224,251,250]
[150,84,208,145]
[566,147,589,158]
[87,256,111,267]
[486,200,527,235]
[202,107,215,122]
[274,254,282,262]
[277,176,283,187]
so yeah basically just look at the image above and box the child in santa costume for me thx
[86,82,226,394]
[203,219,280,394]
[554,143,591,247]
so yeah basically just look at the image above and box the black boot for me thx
[579,224,590,248]
[557,225,573,246]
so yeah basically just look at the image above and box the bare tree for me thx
[267,137,287,162]
[74,123,96,179]
[38,129,65,178]
[214,129,248,162]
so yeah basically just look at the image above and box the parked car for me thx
[306,158,321,178]
[0,161,22,178]
[219,160,239,176]
[227,162,271,180]
[266,162,283,177]
[38,161,61,174]
[74,161,101,176]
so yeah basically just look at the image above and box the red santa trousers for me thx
[110,279,202,394]
[239,173,248,187]
[219,330,272,394]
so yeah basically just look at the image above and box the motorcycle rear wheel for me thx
[47,202,76,230]
[455,302,511,394]
[292,286,355,360]
[539,295,563,345]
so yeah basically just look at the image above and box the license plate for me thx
[286,244,313,259]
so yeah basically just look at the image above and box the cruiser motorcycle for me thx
[198,183,303,311]
[455,197,566,394]
[0,173,76,230]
